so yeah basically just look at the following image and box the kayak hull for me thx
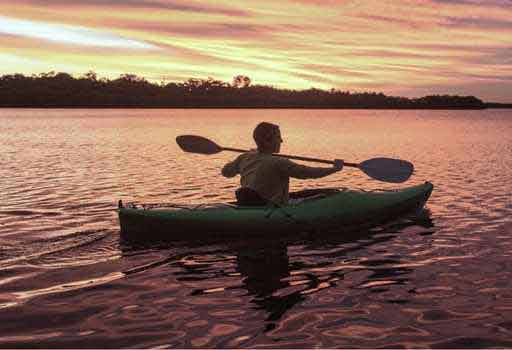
[118,182,433,240]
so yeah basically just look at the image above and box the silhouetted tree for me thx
[232,75,251,88]
[0,71,487,109]
[82,70,98,81]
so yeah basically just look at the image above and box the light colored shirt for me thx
[221,151,337,205]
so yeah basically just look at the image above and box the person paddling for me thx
[221,122,344,205]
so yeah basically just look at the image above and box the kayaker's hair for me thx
[253,122,279,149]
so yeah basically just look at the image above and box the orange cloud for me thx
[1,0,511,101]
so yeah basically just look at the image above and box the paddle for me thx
[176,135,414,183]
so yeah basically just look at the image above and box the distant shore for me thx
[1,72,510,109]
[2,105,510,110]
[483,103,512,109]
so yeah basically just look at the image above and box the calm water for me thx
[1,109,511,348]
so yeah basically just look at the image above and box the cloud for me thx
[429,0,511,6]
[300,64,372,78]
[429,0,479,4]
[1,0,511,102]
[345,49,454,61]
[364,15,427,29]
[0,53,50,71]
[0,15,158,49]
[443,16,512,30]
[13,0,249,17]
[123,22,274,40]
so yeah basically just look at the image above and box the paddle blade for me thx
[359,157,414,183]
[176,135,222,155]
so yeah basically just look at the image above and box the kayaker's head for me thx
[253,122,282,154]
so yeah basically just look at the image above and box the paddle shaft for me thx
[176,135,413,183]
[222,147,359,168]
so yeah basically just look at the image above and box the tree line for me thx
[0,71,487,109]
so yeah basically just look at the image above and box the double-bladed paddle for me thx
[176,135,414,183]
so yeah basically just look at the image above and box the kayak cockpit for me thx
[118,188,343,212]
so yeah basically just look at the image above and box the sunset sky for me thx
[1,0,511,102]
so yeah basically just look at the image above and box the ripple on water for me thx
[1,109,512,348]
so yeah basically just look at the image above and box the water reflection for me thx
[233,239,301,329]
[119,210,434,335]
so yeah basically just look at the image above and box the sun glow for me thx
[0,15,157,49]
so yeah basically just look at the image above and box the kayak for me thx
[118,182,433,240]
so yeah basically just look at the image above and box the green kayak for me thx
[118,182,433,240]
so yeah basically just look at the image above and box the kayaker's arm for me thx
[221,157,241,178]
[281,159,344,179]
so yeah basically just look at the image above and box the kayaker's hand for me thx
[333,159,344,171]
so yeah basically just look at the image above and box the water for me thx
[0,109,511,348]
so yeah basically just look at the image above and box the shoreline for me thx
[0,106,509,110]
[3,73,507,110]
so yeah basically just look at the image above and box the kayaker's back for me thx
[223,151,291,205]
[238,152,290,204]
